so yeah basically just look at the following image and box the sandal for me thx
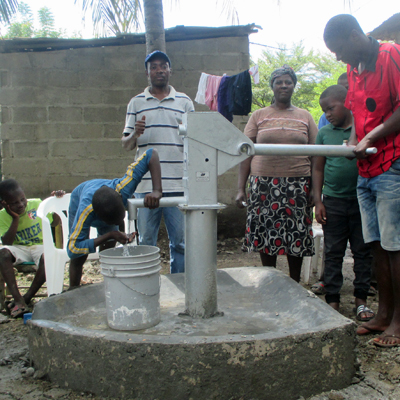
[10,304,29,319]
[356,304,375,322]
[311,281,326,295]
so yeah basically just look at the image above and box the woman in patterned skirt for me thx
[236,65,318,282]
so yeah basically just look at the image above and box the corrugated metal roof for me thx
[0,24,258,53]
[369,13,400,41]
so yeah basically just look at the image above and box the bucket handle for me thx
[110,266,115,277]
[117,275,161,297]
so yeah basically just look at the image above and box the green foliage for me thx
[252,42,347,123]
[35,7,64,38]
[75,0,142,37]
[3,2,65,38]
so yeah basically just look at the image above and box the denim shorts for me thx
[357,158,400,251]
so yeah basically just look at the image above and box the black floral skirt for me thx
[242,176,314,257]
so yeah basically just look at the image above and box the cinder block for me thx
[48,107,83,123]
[217,37,249,54]
[1,124,38,140]
[30,51,68,70]
[1,107,12,124]
[70,159,105,175]
[0,71,10,87]
[13,107,47,123]
[1,139,12,158]
[83,107,124,123]
[171,54,204,72]
[104,123,125,139]
[66,51,105,71]
[34,88,69,106]
[43,70,81,88]
[14,142,49,158]
[39,159,72,175]
[202,55,242,72]
[3,158,43,176]
[51,141,88,158]
[15,176,49,197]
[168,38,218,56]
[68,89,104,105]
[102,158,133,176]
[47,175,87,194]
[103,90,135,106]
[37,124,72,140]
[78,71,132,89]
[70,124,104,139]
[104,55,137,71]
[11,69,42,87]
[0,53,32,70]
[83,140,123,157]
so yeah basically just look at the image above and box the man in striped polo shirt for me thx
[122,51,194,274]
[324,14,400,348]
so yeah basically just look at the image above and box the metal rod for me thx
[253,144,377,157]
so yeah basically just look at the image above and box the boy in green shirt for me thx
[312,85,374,321]
[0,179,63,318]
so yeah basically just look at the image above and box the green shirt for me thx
[315,124,359,198]
[0,199,52,246]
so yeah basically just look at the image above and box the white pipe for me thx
[127,196,187,220]
[253,144,377,157]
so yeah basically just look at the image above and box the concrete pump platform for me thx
[28,267,356,400]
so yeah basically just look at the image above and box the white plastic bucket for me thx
[100,245,161,331]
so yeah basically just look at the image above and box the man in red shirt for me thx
[324,14,400,347]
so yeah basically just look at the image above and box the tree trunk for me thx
[143,0,166,54]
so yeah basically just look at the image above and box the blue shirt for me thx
[67,149,153,258]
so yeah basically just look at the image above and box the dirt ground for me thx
[1,228,400,400]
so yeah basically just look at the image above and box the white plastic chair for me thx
[37,194,71,296]
[38,194,126,296]
[302,227,324,284]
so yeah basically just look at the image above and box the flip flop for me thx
[373,334,400,348]
[356,325,384,336]
[311,281,326,295]
[356,305,375,322]
[10,304,29,319]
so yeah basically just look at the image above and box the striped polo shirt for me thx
[345,38,400,178]
[123,86,194,193]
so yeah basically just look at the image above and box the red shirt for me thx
[345,39,400,178]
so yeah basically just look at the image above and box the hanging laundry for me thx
[217,75,233,122]
[205,75,223,111]
[229,70,252,116]
[218,70,252,121]
[249,65,259,84]
[195,72,209,105]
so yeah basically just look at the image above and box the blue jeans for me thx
[357,159,400,251]
[322,196,371,304]
[135,192,185,274]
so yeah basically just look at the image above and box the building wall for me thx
[0,35,250,237]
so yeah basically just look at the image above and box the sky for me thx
[5,0,398,61]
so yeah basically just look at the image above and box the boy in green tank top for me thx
[0,179,63,318]
[312,85,373,321]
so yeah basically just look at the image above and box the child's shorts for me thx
[1,245,43,269]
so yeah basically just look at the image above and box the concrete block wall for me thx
[0,35,250,237]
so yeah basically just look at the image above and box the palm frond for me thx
[0,0,19,24]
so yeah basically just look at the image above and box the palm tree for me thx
[143,0,165,53]
[0,0,19,24]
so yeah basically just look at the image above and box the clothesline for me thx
[195,65,258,122]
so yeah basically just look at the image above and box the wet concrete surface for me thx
[28,267,356,400]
